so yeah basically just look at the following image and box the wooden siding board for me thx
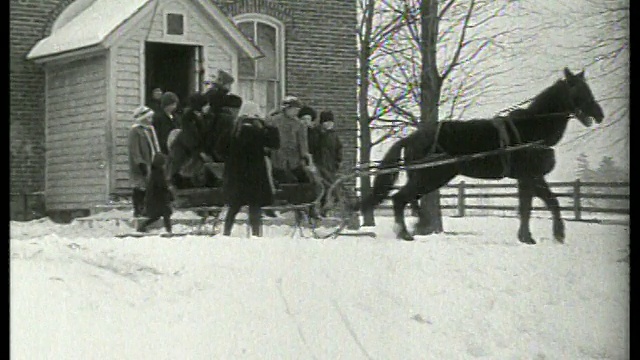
[45,55,108,211]
[111,0,237,193]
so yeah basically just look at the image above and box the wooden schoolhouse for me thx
[11,0,357,217]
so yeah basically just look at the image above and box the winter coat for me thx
[144,156,173,218]
[205,85,230,116]
[212,108,240,162]
[152,110,180,155]
[176,108,206,154]
[128,124,161,189]
[223,117,280,207]
[148,99,163,115]
[310,127,343,180]
[267,111,310,170]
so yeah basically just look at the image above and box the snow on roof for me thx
[27,0,149,60]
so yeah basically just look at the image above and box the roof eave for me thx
[194,0,264,60]
[28,43,107,64]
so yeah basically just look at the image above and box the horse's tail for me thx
[358,138,408,213]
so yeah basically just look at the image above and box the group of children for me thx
[127,70,344,236]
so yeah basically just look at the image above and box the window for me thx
[166,13,184,35]
[235,16,285,116]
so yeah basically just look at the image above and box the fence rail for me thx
[11,180,629,223]
[359,179,629,221]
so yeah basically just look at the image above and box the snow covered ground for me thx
[10,215,629,359]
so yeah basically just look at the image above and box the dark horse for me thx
[359,68,605,244]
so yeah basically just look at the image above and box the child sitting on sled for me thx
[137,153,173,233]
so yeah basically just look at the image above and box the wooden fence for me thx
[363,180,629,221]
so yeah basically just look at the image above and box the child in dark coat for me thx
[313,110,344,216]
[137,153,173,233]
[222,101,280,237]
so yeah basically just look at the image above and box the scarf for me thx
[133,122,161,158]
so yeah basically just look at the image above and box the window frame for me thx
[166,13,185,36]
[162,10,188,40]
[234,14,286,110]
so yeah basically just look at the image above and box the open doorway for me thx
[144,42,203,113]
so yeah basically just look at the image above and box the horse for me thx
[358,67,605,244]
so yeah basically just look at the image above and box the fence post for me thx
[573,179,582,221]
[457,181,466,217]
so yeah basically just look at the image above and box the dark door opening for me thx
[145,42,202,114]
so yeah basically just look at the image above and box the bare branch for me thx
[438,0,457,19]
[441,0,476,81]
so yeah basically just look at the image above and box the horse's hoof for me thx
[554,233,565,244]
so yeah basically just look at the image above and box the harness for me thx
[427,116,522,177]
[491,116,522,177]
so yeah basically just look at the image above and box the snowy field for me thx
[10,215,629,359]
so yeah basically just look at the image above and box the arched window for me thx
[234,14,285,116]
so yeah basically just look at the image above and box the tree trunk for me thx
[417,0,444,234]
[359,137,376,226]
[358,0,376,227]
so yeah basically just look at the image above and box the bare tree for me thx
[525,1,629,156]
[357,0,428,225]
[363,0,520,233]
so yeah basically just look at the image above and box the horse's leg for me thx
[413,166,457,236]
[517,178,536,244]
[391,183,420,241]
[532,177,565,243]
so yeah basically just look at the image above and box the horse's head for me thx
[563,67,605,126]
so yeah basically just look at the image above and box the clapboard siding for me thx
[111,0,237,191]
[45,55,107,210]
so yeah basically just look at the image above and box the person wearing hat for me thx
[148,87,164,114]
[212,93,244,162]
[166,92,210,189]
[152,91,180,155]
[267,95,314,185]
[128,105,162,218]
[313,110,343,216]
[204,69,235,118]
[221,100,280,237]
[298,105,321,163]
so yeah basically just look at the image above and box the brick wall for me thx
[219,0,359,186]
[10,0,77,194]
[11,0,358,195]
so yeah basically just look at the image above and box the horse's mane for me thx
[511,79,570,119]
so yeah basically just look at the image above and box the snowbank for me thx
[10,216,629,359]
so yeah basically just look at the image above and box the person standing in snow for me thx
[136,153,173,234]
[221,101,280,237]
[267,96,313,185]
[313,110,344,216]
[128,105,162,218]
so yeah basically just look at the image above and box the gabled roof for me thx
[27,0,263,61]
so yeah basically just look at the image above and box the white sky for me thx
[369,0,629,182]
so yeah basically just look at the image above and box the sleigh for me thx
[173,183,319,209]
[169,176,358,238]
